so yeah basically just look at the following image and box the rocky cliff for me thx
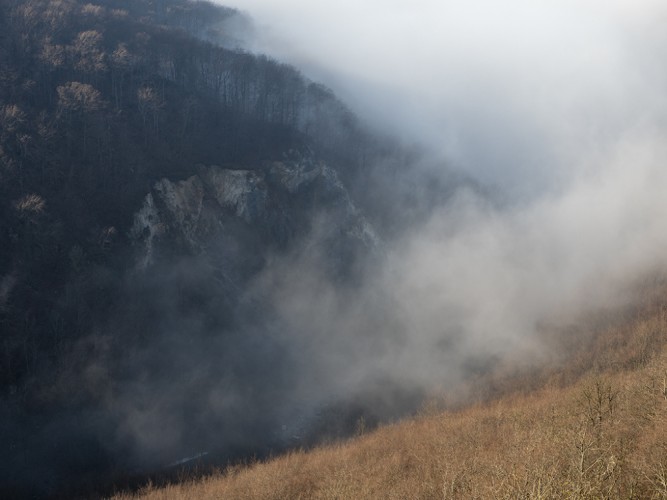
[130,151,379,281]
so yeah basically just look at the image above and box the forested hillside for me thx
[0,1,449,497]
[1,0,347,385]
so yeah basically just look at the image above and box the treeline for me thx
[0,0,365,199]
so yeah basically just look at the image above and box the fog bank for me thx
[237,0,667,196]
[221,0,667,395]
[90,0,667,479]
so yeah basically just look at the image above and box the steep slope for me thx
[130,153,378,273]
[116,282,667,499]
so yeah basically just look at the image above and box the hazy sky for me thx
[231,0,667,195]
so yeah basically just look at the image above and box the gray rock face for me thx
[121,154,384,468]
[198,167,267,223]
[130,153,379,276]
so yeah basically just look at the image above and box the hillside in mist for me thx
[3,0,667,498]
[0,0,465,497]
[116,280,667,499]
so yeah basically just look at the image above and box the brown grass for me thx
[113,281,667,499]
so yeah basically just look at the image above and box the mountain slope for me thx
[1,0,434,497]
[115,282,667,499]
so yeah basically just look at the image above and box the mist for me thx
[238,0,667,195]
[8,1,667,495]
[206,0,667,414]
[90,0,667,479]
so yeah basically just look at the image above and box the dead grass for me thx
[113,281,667,499]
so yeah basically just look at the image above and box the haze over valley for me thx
[1,0,667,497]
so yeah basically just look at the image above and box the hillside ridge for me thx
[115,281,667,499]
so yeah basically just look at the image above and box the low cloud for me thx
[213,0,667,407]
[43,0,667,480]
[244,126,667,406]
[236,0,667,195]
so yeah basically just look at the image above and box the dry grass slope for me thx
[114,282,667,499]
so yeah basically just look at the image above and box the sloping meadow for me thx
[115,279,667,499]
